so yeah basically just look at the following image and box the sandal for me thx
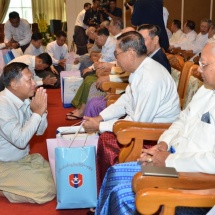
[66,114,83,121]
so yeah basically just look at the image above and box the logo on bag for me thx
[69,174,83,188]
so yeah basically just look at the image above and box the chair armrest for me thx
[113,123,171,163]
[100,81,128,93]
[135,188,215,215]
[132,171,215,193]
[113,120,171,134]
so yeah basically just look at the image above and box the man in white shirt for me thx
[0,62,55,204]
[169,19,183,45]
[96,41,215,215]
[24,32,44,56]
[4,11,32,52]
[170,20,197,50]
[4,53,57,89]
[82,31,180,190]
[74,2,92,55]
[46,30,68,74]
[182,18,211,54]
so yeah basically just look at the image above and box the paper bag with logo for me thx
[55,145,97,209]
[60,70,83,108]
[46,126,98,185]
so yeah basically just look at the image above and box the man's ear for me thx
[10,80,18,90]
[153,35,159,44]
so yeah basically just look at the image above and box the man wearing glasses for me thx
[83,31,180,191]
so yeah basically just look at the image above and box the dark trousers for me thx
[74,26,88,55]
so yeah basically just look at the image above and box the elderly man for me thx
[82,31,180,191]
[66,26,117,120]
[4,11,31,52]
[95,40,215,215]
[0,62,55,204]
[84,24,171,118]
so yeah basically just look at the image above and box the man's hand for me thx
[82,68,93,76]
[137,142,169,166]
[43,75,57,86]
[30,87,47,116]
[96,75,109,89]
[11,42,19,49]
[5,42,11,48]
[58,59,67,67]
[50,65,59,75]
[83,115,103,133]
[73,58,79,65]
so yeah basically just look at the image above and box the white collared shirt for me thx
[4,18,31,46]
[75,9,88,29]
[0,88,47,161]
[45,41,69,65]
[99,57,180,132]
[24,43,44,56]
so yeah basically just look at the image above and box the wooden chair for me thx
[168,54,185,90]
[113,121,171,163]
[133,171,215,215]
[100,81,128,94]
[116,125,215,215]
[180,64,203,109]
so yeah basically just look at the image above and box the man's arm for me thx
[18,21,32,46]
[4,22,12,43]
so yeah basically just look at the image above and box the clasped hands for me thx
[30,87,47,116]
[137,141,170,167]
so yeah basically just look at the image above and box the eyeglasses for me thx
[114,50,124,58]
[199,61,215,70]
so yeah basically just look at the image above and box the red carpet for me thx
[0,89,90,215]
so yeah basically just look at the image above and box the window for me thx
[3,0,33,23]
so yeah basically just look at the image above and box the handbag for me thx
[46,123,98,209]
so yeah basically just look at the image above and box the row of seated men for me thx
[66,15,215,214]
[168,18,215,62]
[0,8,214,215]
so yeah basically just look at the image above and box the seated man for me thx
[24,32,44,56]
[183,18,211,54]
[66,27,116,120]
[0,62,56,203]
[4,11,31,52]
[45,30,68,74]
[169,19,183,45]
[95,40,215,215]
[84,24,171,117]
[83,31,180,191]
[170,20,197,50]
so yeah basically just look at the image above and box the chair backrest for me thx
[169,54,185,89]
[181,64,203,109]
[113,121,171,163]
[133,171,215,215]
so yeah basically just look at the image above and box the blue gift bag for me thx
[3,51,15,64]
[55,146,97,209]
